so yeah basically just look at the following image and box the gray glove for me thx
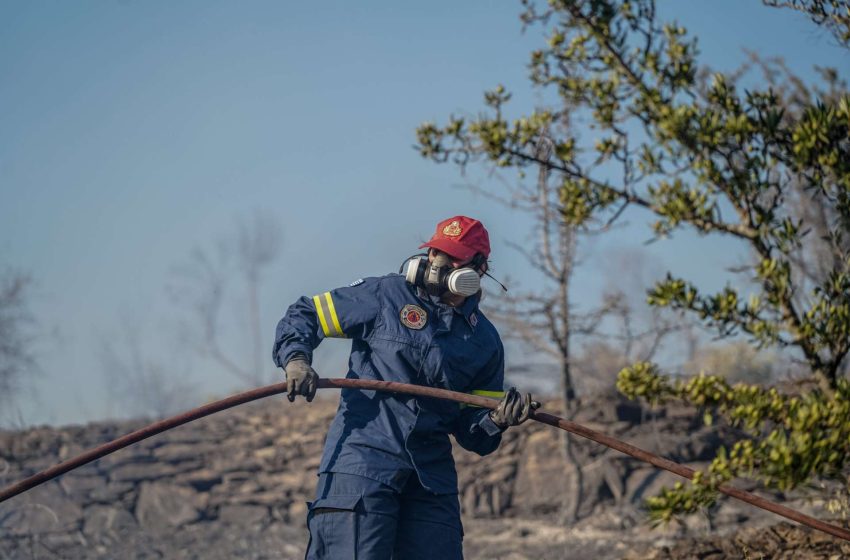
[489,387,538,429]
[283,357,318,402]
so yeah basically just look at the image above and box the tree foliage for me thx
[618,364,850,522]
[417,0,850,522]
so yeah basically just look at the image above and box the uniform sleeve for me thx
[451,336,506,456]
[272,277,383,368]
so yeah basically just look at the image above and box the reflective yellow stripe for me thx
[471,390,505,398]
[461,389,506,408]
[313,294,332,337]
[324,292,345,338]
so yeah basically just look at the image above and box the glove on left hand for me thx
[489,387,539,429]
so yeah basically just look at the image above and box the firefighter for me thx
[273,216,536,559]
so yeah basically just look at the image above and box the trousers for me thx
[305,471,463,560]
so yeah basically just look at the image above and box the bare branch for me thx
[168,212,283,387]
[99,318,197,419]
[763,0,850,47]
[0,270,36,410]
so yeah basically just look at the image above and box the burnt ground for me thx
[1,394,848,559]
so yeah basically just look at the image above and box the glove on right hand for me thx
[283,358,319,402]
[489,387,538,429]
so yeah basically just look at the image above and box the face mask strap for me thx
[469,253,487,273]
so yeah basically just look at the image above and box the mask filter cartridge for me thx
[401,254,481,297]
[445,268,481,297]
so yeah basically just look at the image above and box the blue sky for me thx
[2,1,847,426]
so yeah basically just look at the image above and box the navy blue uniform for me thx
[273,273,506,559]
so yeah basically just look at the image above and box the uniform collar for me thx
[455,292,481,329]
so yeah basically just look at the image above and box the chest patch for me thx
[400,304,428,330]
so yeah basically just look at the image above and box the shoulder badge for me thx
[442,220,463,237]
[400,304,428,330]
[349,278,364,287]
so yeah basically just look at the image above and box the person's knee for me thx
[393,488,463,560]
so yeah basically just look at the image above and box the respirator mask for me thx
[401,252,483,298]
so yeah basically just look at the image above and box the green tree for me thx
[417,0,850,522]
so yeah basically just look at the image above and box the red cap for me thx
[419,216,491,261]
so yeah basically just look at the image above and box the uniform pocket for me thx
[442,338,492,392]
[309,494,361,514]
[306,495,362,559]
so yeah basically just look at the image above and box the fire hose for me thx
[2,377,849,541]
